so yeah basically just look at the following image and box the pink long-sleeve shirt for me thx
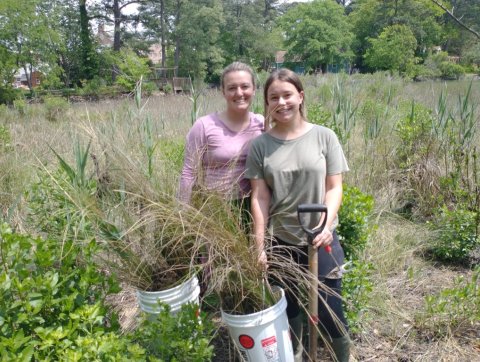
[179,112,264,203]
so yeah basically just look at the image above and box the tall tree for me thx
[139,0,173,68]
[364,24,418,73]
[348,0,444,70]
[277,0,354,73]
[79,0,98,81]
[173,0,225,80]
[0,0,60,90]
[220,0,281,70]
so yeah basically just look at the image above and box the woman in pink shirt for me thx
[179,62,264,212]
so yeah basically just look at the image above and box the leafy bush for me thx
[336,185,375,332]
[439,61,465,80]
[0,224,148,361]
[13,98,27,116]
[133,303,215,362]
[419,266,479,335]
[342,260,374,333]
[337,184,375,261]
[43,96,69,122]
[427,206,479,264]
[418,51,466,80]
[0,86,21,105]
[113,48,151,92]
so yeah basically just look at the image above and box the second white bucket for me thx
[136,275,200,316]
[221,287,294,362]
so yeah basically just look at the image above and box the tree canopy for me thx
[0,0,478,95]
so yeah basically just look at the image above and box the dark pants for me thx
[270,236,349,339]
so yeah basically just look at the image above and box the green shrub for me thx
[0,86,21,105]
[439,61,465,80]
[419,266,479,336]
[427,206,479,264]
[13,98,27,116]
[43,96,69,122]
[134,303,215,361]
[0,224,148,361]
[342,260,374,333]
[337,184,375,261]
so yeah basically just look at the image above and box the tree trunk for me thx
[79,0,95,81]
[161,0,166,68]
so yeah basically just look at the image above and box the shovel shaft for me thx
[308,245,318,361]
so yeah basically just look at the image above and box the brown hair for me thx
[263,69,305,130]
[220,62,256,91]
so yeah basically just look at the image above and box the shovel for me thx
[297,204,328,362]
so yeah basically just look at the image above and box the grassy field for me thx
[1,73,479,361]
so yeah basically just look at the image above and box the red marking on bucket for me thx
[261,335,277,347]
[309,315,319,324]
[239,334,255,349]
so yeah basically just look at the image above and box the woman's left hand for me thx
[312,228,333,249]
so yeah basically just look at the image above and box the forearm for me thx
[251,196,270,250]
[250,179,271,253]
[323,174,343,231]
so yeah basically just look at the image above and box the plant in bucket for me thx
[193,193,311,362]
[93,190,205,320]
[49,142,204,320]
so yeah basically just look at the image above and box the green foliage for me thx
[364,25,418,75]
[13,99,27,116]
[26,141,96,240]
[427,206,479,264]
[0,125,12,153]
[418,52,466,80]
[0,224,148,361]
[0,86,21,105]
[438,61,465,80]
[112,48,151,92]
[158,137,185,174]
[43,96,69,122]
[342,260,374,334]
[395,101,436,169]
[337,184,375,261]
[307,103,331,127]
[420,266,480,335]
[133,303,215,362]
[278,0,354,72]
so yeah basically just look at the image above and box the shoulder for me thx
[250,132,270,148]
[249,112,265,131]
[195,113,219,128]
[309,124,340,141]
[250,112,265,124]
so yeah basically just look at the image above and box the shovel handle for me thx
[297,204,328,240]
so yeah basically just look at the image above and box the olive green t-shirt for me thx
[246,124,349,246]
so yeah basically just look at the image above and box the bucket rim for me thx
[220,286,287,327]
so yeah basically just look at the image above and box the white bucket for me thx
[136,275,200,316]
[221,287,294,362]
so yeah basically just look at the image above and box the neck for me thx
[223,109,250,124]
[218,109,251,132]
[270,117,308,140]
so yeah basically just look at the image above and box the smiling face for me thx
[266,79,304,125]
[222,70,255,114]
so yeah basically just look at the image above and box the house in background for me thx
[13,68,43,89]
[273,50,305,74]
[273,50,351,74]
